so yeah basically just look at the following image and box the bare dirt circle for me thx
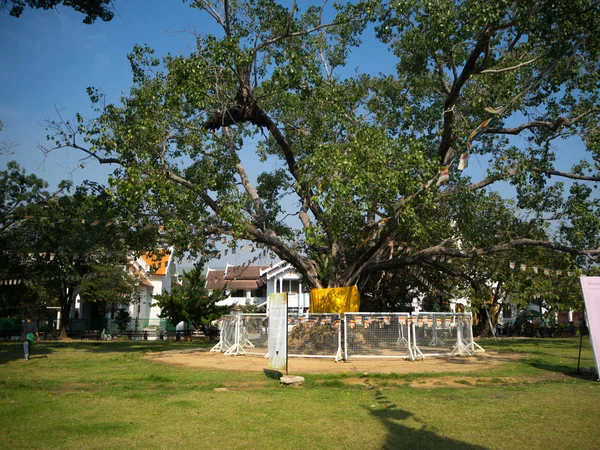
[146,349,520,375]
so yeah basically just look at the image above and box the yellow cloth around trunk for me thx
[309,286,360,314]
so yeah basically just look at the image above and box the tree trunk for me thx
[59,286,75,339]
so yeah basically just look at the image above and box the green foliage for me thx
[153,264,229,331]
[114,307,131,333]
[78,263,138,305]
[0,165,156,323]
[47,1,600,303]
[3,0,114,24]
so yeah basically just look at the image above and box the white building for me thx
[261,261,309,313]
[205,261,309,312]
[131,250,179,321]
[66,249,179,334]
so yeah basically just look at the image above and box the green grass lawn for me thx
[0,338,598,450]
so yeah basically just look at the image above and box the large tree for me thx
[0,173,153,333]
[0,162,54,316]
[46,1,600,296]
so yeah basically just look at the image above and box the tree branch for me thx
[252,13,363,55]
[433,52,451,95]
[534,168,600,182]
[438,26,494,164]
[223,0,231,36]
[203,103,327,228]
[364,238,600,273]
[438,168,517,198]
[223,127,266,221]
[475,56,540,75]
[484,109,600,135]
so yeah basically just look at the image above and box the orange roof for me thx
[141,251,171,276]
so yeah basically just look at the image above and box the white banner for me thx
[579,277,600,380]
[267,293,288,371]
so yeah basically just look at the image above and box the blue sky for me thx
[0,1,402,191]
[0,1,216,188]
[0,1,253,267]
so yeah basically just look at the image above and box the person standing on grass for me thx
[21,315,40,360]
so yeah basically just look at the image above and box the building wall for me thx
[265,266,309,312]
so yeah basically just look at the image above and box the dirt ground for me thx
[145,349,521,375]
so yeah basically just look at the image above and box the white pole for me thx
[343,315,348,361]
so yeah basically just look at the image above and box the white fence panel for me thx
[210,315,237,353]
[239,313,269,356]
[212,311,483,361]
[344,313,413,360]
[411,312,482,359]
[287,313,343,361]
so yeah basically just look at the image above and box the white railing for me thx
[211,311,483,361]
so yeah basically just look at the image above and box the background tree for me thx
[0,121,16,155]
[153,263,228,337]
[1,0,115,23]
[46,1,600,299]
[1,174,156,335]
[0,162,53,317]
[78,261,138,315]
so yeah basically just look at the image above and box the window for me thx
[250,287,266,297]
[231,290,245,297]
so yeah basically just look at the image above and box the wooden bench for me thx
[81,330,101,340]
[190,332,209,341]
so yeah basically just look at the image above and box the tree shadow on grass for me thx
[527,361,598,381]
[0,340,216,364]
[365,381,488,450]
[0,341,54,364]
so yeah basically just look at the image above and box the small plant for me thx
[114,308,132,335]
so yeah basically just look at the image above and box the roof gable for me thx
[206,265,268,291]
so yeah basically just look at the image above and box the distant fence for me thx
[0,317,205,341]
[211,312,482,361]
[67,318,192,334]
[411,313,483,358]
[344,312,413,360]
[211,313,343,360]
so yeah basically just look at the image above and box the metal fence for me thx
[210,314,269,356]
[188,311,484,361]
[210,315,238,354]
[344,312,413,360]
[411,312,483,358]
[211,313,343,360]
[67,318,180,333]
[288,313,343,360]
[239,314,269,356]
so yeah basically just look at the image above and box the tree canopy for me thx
[2,0,115,23]
[0,165,149,325]
[46,0,600,299]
